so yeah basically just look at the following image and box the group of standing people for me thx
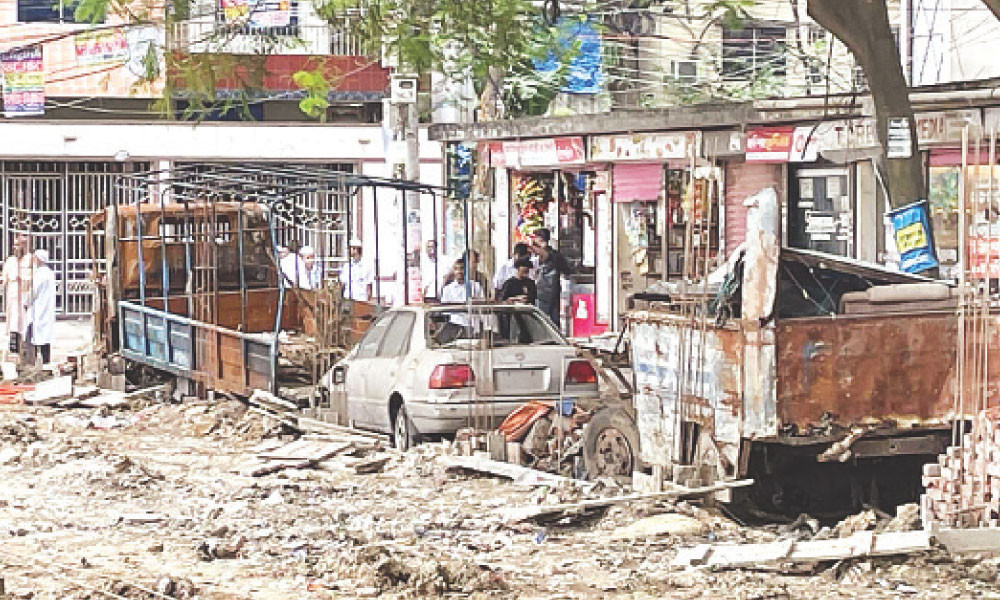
[2,235,57,366]
[433,228,572,328]
[279,228,572,329]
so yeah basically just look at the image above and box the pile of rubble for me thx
[921,407,1000,528]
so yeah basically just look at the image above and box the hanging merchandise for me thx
[512,174,550,243]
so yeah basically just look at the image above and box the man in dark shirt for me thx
[500,258,537,305]
[530,228,572,329]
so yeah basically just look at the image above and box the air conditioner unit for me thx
[390,74,418,104]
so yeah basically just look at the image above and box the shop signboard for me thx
[220,0,293,28]
[589,132,693,162]
[822,110,982,152]
[788,126,820,162]
[886,117,913,159]
[969,235,1000,279]
[746,127,795,162]
[74,29,129,67]
[496,137,585,168]
[888,200,939,274]
[0,45,44,117]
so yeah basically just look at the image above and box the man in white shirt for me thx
[440,258,483,303]
[280,243,314,289]
[339,241,374,301]
[492,242,537,297]
[25,249,56,366]
[300,246,323,289]
[2,234,31,357]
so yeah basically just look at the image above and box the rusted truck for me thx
[629,192,996,517]
[89,201,370,398]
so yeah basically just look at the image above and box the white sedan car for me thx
[320,303,600,449]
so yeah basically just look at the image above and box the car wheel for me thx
[393,404,418,452]
[582,405,640,485]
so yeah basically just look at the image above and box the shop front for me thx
[589,131,720,325]
[488,137,602,335]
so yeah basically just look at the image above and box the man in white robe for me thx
[2,235,32,359]
[26,249,56,365]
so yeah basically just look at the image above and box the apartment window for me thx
[18,0,85,23]
[722,25,787,80]
[671,60,697,84]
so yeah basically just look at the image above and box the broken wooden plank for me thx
[249,389,299,412]
[297,417,388,442]
[934,527,1000,554]
[351,455,391,474]
[251,442,353,477]
[500,479,755,524]
[443,455,580,489]
[670,530,932,568]
[24,376,73,406]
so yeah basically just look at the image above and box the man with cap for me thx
[339,240,374,301]
[25,249,56,365]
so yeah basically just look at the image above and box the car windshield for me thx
[425,307,564,348]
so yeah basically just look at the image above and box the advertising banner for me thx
[746,127,794,163]
[0,45,44,117]
[74,29,129,66]
[888,200,939,274]
[220,0,292,28]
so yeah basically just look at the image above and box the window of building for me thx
[671,60,697,84]
[722,25,787,80]
[17,0,85,23]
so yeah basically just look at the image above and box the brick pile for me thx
[921,407,1000,529]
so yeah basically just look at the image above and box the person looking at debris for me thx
[299,246,322,289]
[25,249,55,366]
[493,243,536,298]
[440,258,484,303]
[2,234,32,358]
[443,249,489,295]
[500,258,537,305]
[280,241,314,289]
[421,240,443,300]
[339,240,374,301]
[531,228,572,329]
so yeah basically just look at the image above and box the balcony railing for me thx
[172,21,364,56]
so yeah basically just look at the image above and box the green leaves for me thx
[292,68,333,119]
[70,0,108,23]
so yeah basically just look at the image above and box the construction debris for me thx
[671,530,933,568]
[500,479,754,524]
[921,407,1000,528]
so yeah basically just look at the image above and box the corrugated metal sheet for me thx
[613,163,662,202]
[723,161,781,251]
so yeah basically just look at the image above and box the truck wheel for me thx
[583,406,640,485]
[393,404,419,451]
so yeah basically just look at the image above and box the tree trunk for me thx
[982,0,1000,21]
[807,0,925,210]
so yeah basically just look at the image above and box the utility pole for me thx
[388,73,422,304]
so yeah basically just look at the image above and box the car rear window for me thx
[425,307,564,348]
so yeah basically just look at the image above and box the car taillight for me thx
[565,360,597,385]
[429,364,475,389]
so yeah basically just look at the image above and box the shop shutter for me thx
[724,161,782,251]
[613,163,662,202]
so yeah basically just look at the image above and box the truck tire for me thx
[582,405,640,484]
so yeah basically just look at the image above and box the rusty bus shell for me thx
[628,246,989,512]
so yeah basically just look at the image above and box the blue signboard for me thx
[888,199,939,274]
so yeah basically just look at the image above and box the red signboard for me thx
[746,127,795,163]
[969,236,1000,279]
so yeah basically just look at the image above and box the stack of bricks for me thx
[921,407,1000,529]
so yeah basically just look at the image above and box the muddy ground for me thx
[2,397,1000,600]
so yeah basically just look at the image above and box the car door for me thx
[365,311,417,431]
[345,312,394,427]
